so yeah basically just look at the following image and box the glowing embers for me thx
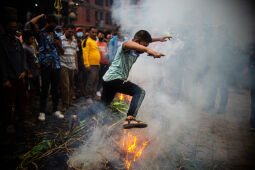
[117,93,132,102]
[122,130,150,170]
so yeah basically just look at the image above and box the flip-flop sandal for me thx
[123,118,148,129]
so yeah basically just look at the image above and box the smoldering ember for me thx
[1,0,255,169]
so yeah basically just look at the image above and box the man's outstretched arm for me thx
[122,41,165,58]
[152,36,172,42]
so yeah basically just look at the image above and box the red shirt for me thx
[97,41,108,64]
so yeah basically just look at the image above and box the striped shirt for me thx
[60,35,78,70]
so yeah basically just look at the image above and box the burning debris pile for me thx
[17,96,127,169]
[17,94,152,170]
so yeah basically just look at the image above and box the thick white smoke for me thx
[69,0,255,169]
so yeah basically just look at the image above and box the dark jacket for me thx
[0,34,26,82]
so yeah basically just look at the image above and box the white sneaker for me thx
[38,112,46,121]
[96,91,101,97]
[54,111,64,119]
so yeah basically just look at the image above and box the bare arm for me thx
[52,39,64,55]
[30,14,45,25]
[122,41,165,58]
[152,36,172,42]
[29,14,46,32]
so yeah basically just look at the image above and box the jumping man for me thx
[101,30,171,129]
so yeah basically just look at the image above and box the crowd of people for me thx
[0,9,129,133]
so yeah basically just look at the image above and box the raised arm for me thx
[122,41,165,58]
[29,14,46,32]
[152,36,172,42]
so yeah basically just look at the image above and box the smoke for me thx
[69,0,255,169]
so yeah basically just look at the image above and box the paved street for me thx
[174,88,255,169]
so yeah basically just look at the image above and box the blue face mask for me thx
[55,32,63,37]
[77,32,83,38]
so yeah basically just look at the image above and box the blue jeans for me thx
[102,79,145,117]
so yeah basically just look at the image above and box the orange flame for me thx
[122,131,150,170]
[117,93,132,102]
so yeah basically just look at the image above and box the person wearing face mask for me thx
[0,7,27,133]
[96,30,109,98]
[55,25,63,38]
[29,14,65,121]
[75,27,86,97]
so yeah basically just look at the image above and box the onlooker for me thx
[60,24,78,112]
[104,30,112,44]
[82,26,101,102]
[96,30,109,97]
[75,27,86,96]
[0,7,27,133]
[108,27,126,64]
[55,25,63,38]
[29,14,65,121]
[22,30,40,111]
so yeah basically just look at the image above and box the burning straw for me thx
[17,99,130,170]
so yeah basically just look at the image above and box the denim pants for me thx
[102,79,145,117]
[40,66,60,113]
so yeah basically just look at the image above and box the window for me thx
[109,13,112,24]
[95,11,98,21]
[105,13,109,24]
[105,12,111,25]
[100,12,103,20]
[95,0,103,6]
[86,9,90,22]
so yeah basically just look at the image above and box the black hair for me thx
[133,30,152,43]
[46,14,58,24]
[98,30,104,35]
[88,26,97,32]
[22,30,34,42]
[113,26,120,35]
[105,30,112,36]
[65,24,75,30]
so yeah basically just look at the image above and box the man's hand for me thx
[159,36,172,42]
[19,72,26,79]
[3,80,12,87]
[147,49,165,58]
[52,39,60,46]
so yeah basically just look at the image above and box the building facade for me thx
[75,0,115,31]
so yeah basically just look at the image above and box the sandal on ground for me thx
[123,118,147,129]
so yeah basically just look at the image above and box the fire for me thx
[119,93,124,101]
[117,93,132,102]
[122,131,150,170]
